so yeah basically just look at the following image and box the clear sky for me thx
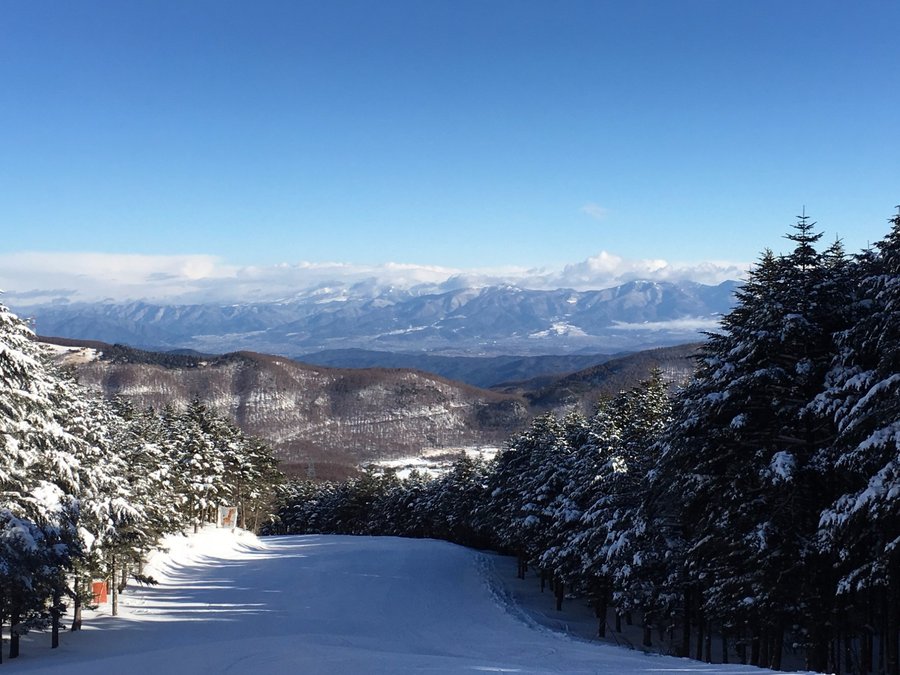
[2,1,899,300]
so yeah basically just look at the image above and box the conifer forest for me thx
[0,311,282,662]
[269,212,900,674]
[3,211,900,673]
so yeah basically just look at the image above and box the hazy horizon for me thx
[2,248,748,306]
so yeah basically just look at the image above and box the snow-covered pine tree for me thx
[161,398,281,534]
[816,211,900,675]
[480,413,569,580]
[578,371,672,644]
[515,413,582,603]
[167,398,227,532]
[330,467,397,535]
[537,411,598,595]
[421,453,491,547]
[267,479,331,534]
[0,303,87,658]
[234,436,282,532]
[645,216,849,669]
[58,393,134,623]
[363,469,427,537]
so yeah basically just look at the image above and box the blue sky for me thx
[2,1,899,300]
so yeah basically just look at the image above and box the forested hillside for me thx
[0,306,281,662]
[42,338,695,475]
[43,344,529,478]
[492,342,699,413]
[269,211,900,675]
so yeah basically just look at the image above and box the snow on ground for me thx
[11,529,796,674]
[39,342,100,366]
[374,447,500,478]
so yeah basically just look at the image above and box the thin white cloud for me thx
[549,251,748,289]
[610,317,723,332]
[0,250,749,307]
[0,252,234,304]
[581,202,610,221]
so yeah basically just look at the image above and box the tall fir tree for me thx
[816,211,900,675]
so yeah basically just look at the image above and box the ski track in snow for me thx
[11,529,796,674]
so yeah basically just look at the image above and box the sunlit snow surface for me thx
[14,529,790,674]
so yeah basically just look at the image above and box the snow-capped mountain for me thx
[20,279,738,356]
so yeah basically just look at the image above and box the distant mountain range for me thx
[21,279,737,357]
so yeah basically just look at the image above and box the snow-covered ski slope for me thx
[15,529,789,674]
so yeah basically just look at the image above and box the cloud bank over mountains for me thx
[1,250,749,306]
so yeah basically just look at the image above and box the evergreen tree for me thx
[538,410,597,589]
[424,454,491,546]
[0,304,87,657]
[168,398,227,531]
[480,414,569,576]
[580,372,672,642]
[816,211,900,674]
[645,216,849,669]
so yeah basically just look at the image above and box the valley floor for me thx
[10,529,795,674]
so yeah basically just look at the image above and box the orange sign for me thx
[92,581,108,604]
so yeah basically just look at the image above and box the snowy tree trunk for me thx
[695,616,704,661]
[843,632,852,675]
[554,579,564,611]
[594,590,607,638]
[750,631,760,667]
[862,592,874,674]
[252,504,261,533]
[71,576,83,631]
[829,636,838,675]
[721,631,729,664]
[863,628,873,674]
[770,624,784,670]
[887,585,900,675]
[188,494,197,533]
[758,629,770,670]
[237,480,245,530]
[111,555,119,617]
[516,554,527,580]
[807,621,829,672]
[51,590,61,648]
[9,609,20,659]
[704,623,712,663]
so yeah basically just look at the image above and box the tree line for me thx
[0,308,282,662]
[267,210,900,675]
